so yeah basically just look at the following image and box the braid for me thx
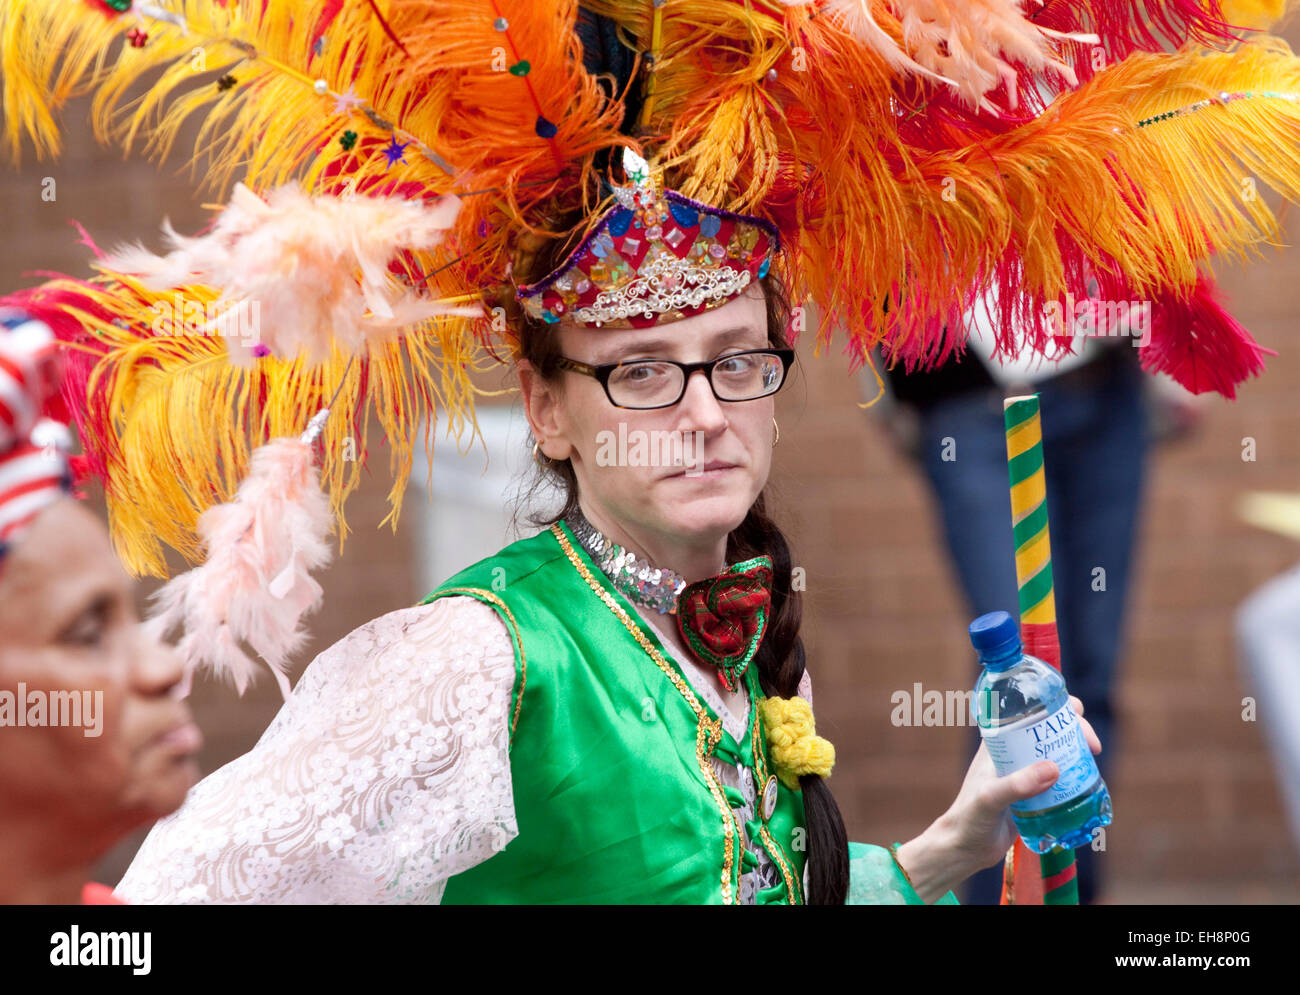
[729,497,850,905]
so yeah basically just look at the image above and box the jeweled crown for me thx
[517,149,779,329]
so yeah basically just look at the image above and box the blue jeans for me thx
[913,355,1147,904]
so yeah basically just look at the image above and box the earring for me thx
[772,417,780,448]
[532,440,552,467]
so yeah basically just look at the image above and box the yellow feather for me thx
[0,0,123,161]
[1221,0,1290,30]
[40,270,491,579]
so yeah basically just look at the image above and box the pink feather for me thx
[893,0,1094,110]
[787,0,958,89]
[103,182,482,364]
[145,434,334,700]
[781,1,1096,111]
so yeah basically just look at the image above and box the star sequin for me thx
[331,84,364,116]
[381,136,410,167]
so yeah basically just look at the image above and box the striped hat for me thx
[0,307,72,566]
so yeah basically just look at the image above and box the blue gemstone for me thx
[542,310,559,324]
[699,214,721,237]
[590,238,608,258]
[757,257,770,278]
[670,201,698,228]
[608,208,632,238]
[535,115,558,139]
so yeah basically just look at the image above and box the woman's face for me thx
[0,500,199,851]
[525,284,775,556]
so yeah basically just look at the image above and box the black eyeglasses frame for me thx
[553,348,796,410]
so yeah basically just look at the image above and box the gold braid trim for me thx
[552,523,741,905]
[425,587,527,743]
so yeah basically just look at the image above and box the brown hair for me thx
[515,272,851,904]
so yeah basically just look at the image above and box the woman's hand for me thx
[894,695,1101,903]
[947,695,1101,869]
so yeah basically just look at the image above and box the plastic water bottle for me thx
[969,610,1112,853]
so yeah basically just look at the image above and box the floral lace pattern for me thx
[116,598,518,904]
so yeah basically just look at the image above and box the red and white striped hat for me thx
[0,307,71,565]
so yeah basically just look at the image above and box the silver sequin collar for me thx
[564,509,687,615]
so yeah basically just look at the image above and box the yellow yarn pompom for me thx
[758,696,835,790]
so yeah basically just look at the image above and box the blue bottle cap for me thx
[968,610,1022,663]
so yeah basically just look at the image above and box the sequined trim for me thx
[552,522,741,904]
[427,587,527,743]
[516,182,778,329]
[759,824,800,903]
[564,509,686,615]
[697,716,735,904]
[575,253,757,326]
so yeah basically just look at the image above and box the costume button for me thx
[761,775,778,820]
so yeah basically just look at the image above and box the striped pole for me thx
[1002,394,1079,906]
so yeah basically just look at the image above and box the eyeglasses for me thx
[555,349,795,410]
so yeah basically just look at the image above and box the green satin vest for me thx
[423,519,808,905]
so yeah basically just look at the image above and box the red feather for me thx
[1140,272,1276,398]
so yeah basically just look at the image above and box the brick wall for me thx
[772,288,1300,900]
[4,60,1298,901]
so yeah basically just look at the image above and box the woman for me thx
[0,306,200,904]
[114,194,1101,902]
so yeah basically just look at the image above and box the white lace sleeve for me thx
[115,597,519,904]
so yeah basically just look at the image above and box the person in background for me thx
[875,292,1157,904]
[0,305,200,904]
[1236,496,1300,861]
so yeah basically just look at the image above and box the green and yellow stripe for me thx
[1002,394,1078,907]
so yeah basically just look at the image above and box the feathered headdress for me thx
[4,0,1300,696]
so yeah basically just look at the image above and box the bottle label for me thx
[979,699,1099,811]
